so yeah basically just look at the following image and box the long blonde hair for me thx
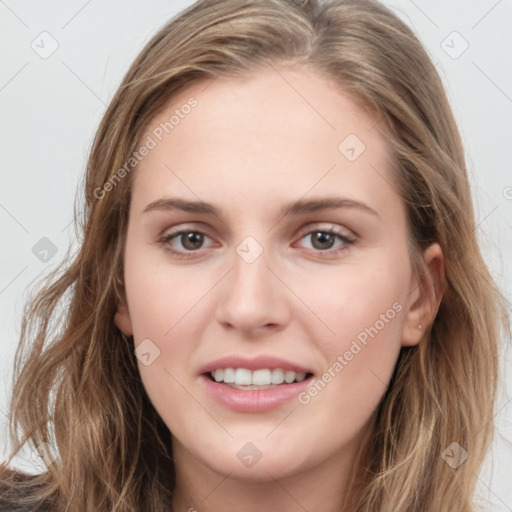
[1,0,508,510]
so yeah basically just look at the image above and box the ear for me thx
[114,300,133,337]
[401,243,445,347]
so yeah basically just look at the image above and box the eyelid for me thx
[294,222,356,242]
[162,228,216,244]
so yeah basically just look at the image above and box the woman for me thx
[1,0,508,510]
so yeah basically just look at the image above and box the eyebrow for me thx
[142,197,379,218]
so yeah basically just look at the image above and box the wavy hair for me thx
[1,0,509,510]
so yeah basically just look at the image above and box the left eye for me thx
[297,230,353,252]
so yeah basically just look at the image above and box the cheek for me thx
[291,255,407,350]
[129,298,212,439]
[123,245,216,428]
[123,240,214,340]
[291,257,408,432]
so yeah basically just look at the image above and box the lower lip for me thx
[199,374,312,413]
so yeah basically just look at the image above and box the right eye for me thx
[158,230,217,256]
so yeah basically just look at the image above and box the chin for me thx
[208,454,309,483]
[190,434,317,482]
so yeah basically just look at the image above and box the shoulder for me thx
[0,500,51,512]
[0,467,53,512]
[0,503,51,512]
[0,500,47,512]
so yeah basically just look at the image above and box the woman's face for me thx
[116,66,437,481]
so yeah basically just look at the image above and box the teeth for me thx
[234,368,252,385]
[210,368,308,386]
[252,369,271,385]
[284,370,296,383]
[271,368,285,384]
[223,367,235,383]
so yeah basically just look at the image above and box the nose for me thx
[214,247,290,335]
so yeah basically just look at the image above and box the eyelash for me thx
[157,227,356,260]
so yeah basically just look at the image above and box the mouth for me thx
[204,367,315,390]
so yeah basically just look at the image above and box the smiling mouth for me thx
[205,367,314,390]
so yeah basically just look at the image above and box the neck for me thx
[170,430,370,512]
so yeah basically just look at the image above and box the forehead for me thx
[131,66,399,221]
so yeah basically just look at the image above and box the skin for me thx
[115,65,443,512]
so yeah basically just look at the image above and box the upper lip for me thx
[199,355,313,375]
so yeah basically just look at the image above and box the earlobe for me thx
[114,303,134,336]
[401,243,445,347]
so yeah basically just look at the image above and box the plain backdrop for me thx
[1,0,511,509]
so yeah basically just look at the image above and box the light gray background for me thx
[1,0,511,509]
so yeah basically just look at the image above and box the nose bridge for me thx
[214,239,288,332]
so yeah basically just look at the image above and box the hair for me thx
[1,0,509,510]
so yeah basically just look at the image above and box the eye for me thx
[158,226,355,258]
[296,228,355,254]
[158,230,215,255]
